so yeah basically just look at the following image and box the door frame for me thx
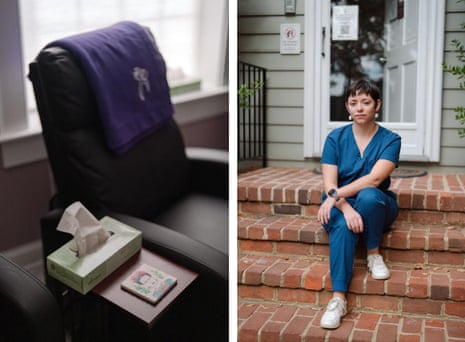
[303,0,445,162]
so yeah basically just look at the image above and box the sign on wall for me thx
[280,23,301,54]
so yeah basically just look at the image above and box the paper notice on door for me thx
[332,5,358,41]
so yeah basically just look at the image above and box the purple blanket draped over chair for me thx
[47,21,174,154]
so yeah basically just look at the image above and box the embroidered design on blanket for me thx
[133,67,150,101]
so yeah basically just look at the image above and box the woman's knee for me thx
[355,188,399,227]
[329,221,358,245]
[355,188,385,207]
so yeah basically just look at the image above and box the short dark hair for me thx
[345,79,381,103]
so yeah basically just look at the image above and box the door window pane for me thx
[330,0,385,121]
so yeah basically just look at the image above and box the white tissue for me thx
[57,201,110,257]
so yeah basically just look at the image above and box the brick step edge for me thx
[238,214,465,255]
[238,300,465,342]
[239,200,465,226]
[238,167,465,213]
[238,254,465,303]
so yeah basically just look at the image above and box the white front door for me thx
[304,0,445,162]
[383,0,422,156]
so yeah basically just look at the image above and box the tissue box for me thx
[47,216,142,294]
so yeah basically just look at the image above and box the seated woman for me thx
[317,79,401,329]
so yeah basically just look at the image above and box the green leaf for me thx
[443,16,465,137]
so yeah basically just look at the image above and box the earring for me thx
[348,115,352,121]
[375,113,379,119]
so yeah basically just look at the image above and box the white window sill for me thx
[0,113,43,143]
[0,86,228,168]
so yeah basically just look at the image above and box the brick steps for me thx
[238,301,465,342]
[237,167,465,341]
[238,215,465,268]
[238,254,465,312]
[238,167,465,224]
[239,202,465,226]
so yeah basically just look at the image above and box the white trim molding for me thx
[303,0,329,158]
[417,0,445,162]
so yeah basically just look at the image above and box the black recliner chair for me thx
[0,254,65,342]
[28,22,228,341]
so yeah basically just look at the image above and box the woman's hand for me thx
[318,197,364,233]
[341,206,364,233]
[317,197,337,225]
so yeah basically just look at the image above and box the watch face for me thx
[328,189,339,200]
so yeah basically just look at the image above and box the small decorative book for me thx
[121,263,177,304]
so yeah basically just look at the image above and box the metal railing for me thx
[238,61,267,169]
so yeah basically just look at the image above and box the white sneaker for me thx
[320,297,347,329]
[367,254,390,280]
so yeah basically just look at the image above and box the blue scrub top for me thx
[321,124,401,191]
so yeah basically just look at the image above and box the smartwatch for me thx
[328,188,340,202]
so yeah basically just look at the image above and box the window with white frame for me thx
[19,0,228,112]
[0,0,227,168]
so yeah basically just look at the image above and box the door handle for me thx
[322,26,326,57]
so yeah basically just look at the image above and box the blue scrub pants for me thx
[323,188,398,292]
